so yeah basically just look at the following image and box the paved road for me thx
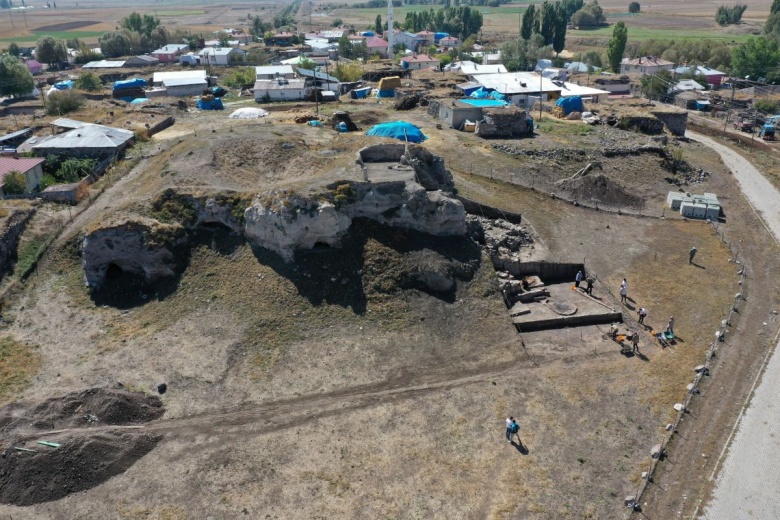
[689,132,780,519]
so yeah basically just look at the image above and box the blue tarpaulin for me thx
[376,89,395,98]
[366,121,427,143]
[196,98,224,110]
[113,78,147,91]
[351,87,371,99]
[53,80,74,90]
[434,32,448,42]
[130,98,150,104]
[490,91,507,101]
[555,96,583,115]
[469,86,493,99]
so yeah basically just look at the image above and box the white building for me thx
[255,65,296,80]
[555,81,610,103]
[620,56,675,75]
[198,46,247,66]
[472,72,562,107]
[667,191,720,220]
[254,78,307,101]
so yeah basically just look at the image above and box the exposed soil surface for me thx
[564,174,643,209]
[0,432,161,506]
[0,388,164,506]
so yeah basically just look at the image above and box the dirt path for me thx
[637,131,780,518]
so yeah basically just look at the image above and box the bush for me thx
[3,171,27,195]
[628,1,640,13]
[54,158,97,183]
[39,174,57,191]
[755,98,779,114]
[45,90,84,116]
[221,66,256,88]
[75,71,103,92]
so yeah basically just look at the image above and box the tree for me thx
[246,47,270,64]
[99,31,133,58]
[221,66,255,88]
[570,1,605,28]
[582,49,602,68]
[331,18,343,27]
[606,20,627,72]
[65,37,81,49]
[628,1,640,13]
[334,61,363,82]
[716,4,747,25]
[552,3,568,55]
[298,57,316,70]
[36,36,67,67]
[0,55,34,98]
[732,36,780,78]
[7,42,20,57]
[45,90,84,116]
[501,39,529,71]
[521,5,536,41]
[121,12,161,39]
[75,71,102,91]
[640,69,673,99]
[754,98,779,113]
[338,34,353,59]
[251,16,266,39]
[375,14,383,35]
[539,1,556,45]
[2,171,27,195]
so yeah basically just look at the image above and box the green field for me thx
[0,30,106,44]
[570,25,753,42]
[156,9,207,16]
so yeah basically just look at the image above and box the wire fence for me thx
[624,220,747,517]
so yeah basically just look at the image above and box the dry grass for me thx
[0,336,41,404]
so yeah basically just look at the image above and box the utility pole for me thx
[538,69,544,121]
[723,78,736,135]
[387,0,394,62]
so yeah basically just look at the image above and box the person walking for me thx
[507,418,522,445]
[637,307,647,324]
[666,316,675,336]
[575,270,583,289]
[620,278,628,304]
[689,247,697,265]
[586,277,594,296]
[505,416,516,443]
[632,331,640,354]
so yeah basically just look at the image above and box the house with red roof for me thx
[25,59,43,75]
[0,157,44,195]
[401,53,440,70]
[438,36,459,49]
[415,31,436,47]
[365,36,389,58]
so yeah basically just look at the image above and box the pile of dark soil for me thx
[0,388,164,433]
[0,388,165,505]
[0,432,161,506]
[562,174,643,209]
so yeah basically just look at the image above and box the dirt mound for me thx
[562,174,643,209]
[0,432,161,506]
[0,388,164,433]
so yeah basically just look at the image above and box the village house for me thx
[620,56,675,75]
[365,36,389,58]
[151,44,190,63]
[198,46,247,66]
[469,72,563,107]
[296,68,339,92]
[438,36,459,50]
[255,65,296,80]
[253,78,307,101]
[151,70,209,96]
[415,31,436,47]
[673,65,727,87]
[393,30,419,51]
[0,157,44,194]
[124,55,160,67]
[25,123,134,160]
[25,59,42,75]
[401,54,440,71]
[266,32,296,46]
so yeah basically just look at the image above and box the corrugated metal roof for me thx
[255,65,295,77]
[51,118,88,129]
[82,60,126,68]
[474,73,562,95]
[31,125,134,150]
[153,70,207,84]
[163,77,208,87]
[199,46,245,56]
[296,68,338,82]
[0,157,44,177]
[254,79,306,91]
[0,128,33,144]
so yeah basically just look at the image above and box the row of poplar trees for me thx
[520,0,583,55]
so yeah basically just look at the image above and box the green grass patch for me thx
[0,336,41,403]
[156,9,206,16]
[570,25,751,42]
[15,236,51,281]
[0,30,105,44]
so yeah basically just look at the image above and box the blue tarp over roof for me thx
[470,86,493,99]
[366,121,427,143]
[113,78,147,90]
[53,80,74,90]
[555,96,583,114]
[197,98,224,110]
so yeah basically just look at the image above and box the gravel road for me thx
[688,131,780,519]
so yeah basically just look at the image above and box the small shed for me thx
[124,55,160,67]
[431,100,484,130]
[163,77,208,97]
[25,60,43,75]
[253,78,307,101]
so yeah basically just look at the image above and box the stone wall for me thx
[651,111,688,137]
[476,108,531,138]
[0,210,36,279]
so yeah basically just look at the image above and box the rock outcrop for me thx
[356,144,455,193]
[244,194,351,262]
[244,181,466,261]
[82,218,186,289]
